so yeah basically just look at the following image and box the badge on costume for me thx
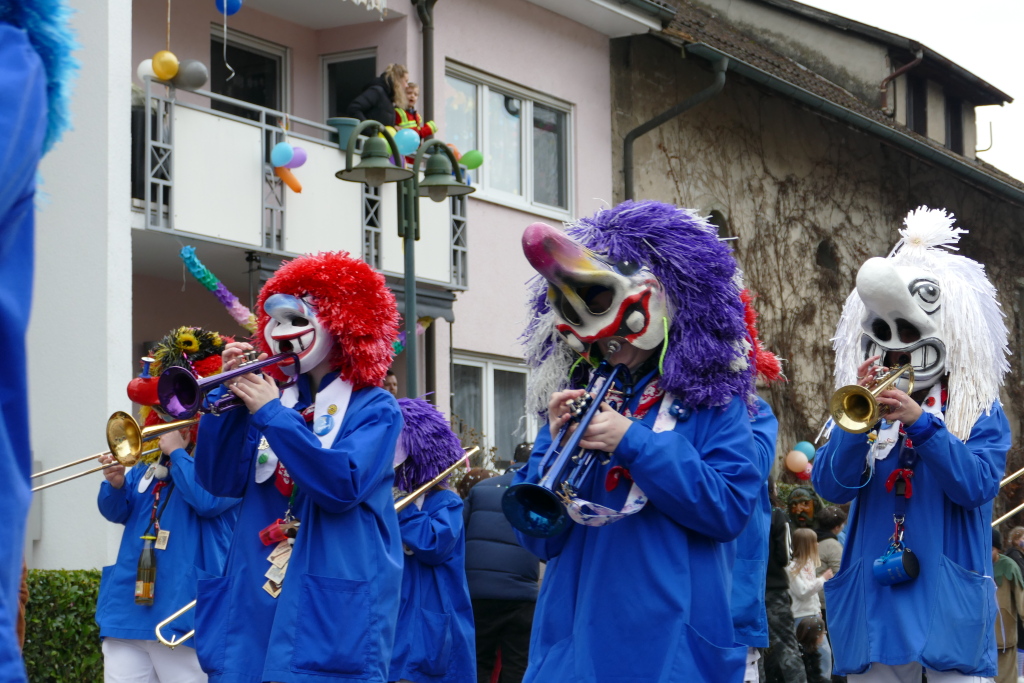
[155,529,170,550]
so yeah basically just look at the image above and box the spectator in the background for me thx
[815,506,846,622]
[764,476,806,683]
[797,616,829,683]
[994,528,1024,683]
[788,487,818,530]
[463,443,538,683]
[458,468,498,500]
[395,82,437,141]
[788,529,834,682]
[345,64,408,127]
[384,368,399,398]
[1005,526,1024,679]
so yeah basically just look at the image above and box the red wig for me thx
[256,251,399,389]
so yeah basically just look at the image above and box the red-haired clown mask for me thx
[523,222,669,361]
[856,257,945,391]
[263,293,334,377]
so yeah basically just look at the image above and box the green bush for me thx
[23,569,103,683]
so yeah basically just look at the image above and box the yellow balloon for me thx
[152,51,179,81]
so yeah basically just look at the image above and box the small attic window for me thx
[945,96,964,155]
[906,75,927,136]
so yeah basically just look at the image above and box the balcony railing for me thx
[133,78,467,288]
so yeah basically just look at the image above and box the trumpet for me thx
[156,446,477,648]
[502,360,632,539]
[31,412,199,491]
[157,351,299,419]
[829,364,915,434]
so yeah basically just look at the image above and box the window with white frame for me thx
[452,356,534,466]
[209,28,288,122]
[444,66,572,215]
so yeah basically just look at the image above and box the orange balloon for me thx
[152,50,179,81]
[275,166,302,193]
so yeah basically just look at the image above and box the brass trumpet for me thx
[156,446,477,648]
[31,412,198,491]
[829,364,915,434]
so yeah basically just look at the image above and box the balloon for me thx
[460,149,483,170]
[152,51,180,81]
[793,440,816,460]
[446,143,461,161]
[284,146,307,169]
[270,142,294,168]
[137,59,156,82]
[795,468,811,481]
[215,0,243,15]
[394,128,419,156]
[274,166,302,193]
[171,59,209,90]
[785,450,808,473]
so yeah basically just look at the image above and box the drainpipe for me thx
[623,57,728,201]
[879,50,923,116]
[412,0,437,122]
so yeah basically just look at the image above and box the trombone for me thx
[31,412,199,492]
[829,364,915,434]
[156,446,477,648]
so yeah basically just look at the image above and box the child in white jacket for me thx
[788,528,834,682]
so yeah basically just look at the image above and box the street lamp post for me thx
[335,120,473,398]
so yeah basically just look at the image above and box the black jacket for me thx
[344,75,395,126]
[463,468,540,602]
[766,507,793,591]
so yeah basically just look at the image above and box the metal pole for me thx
[402,177,418,397]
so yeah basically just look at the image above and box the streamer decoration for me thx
[179,245,257,333]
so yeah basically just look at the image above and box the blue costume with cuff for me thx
[95,448,240,644]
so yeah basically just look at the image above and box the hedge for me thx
[23,569,103,683]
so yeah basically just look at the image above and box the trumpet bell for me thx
[828,364,915,434]
[502,483,570,539]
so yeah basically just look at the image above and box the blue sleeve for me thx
[194,392,258,498]
[252,393,402,514]
[398,492,463,566]
[97,466,142,524]
[511,425,573,561]
[615,397,761,542]
[906,405,1009,509]
[811,428,869,504]
[751,397,779,480]
[167,448,241,518]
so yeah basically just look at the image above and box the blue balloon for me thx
[215,0,242,15]
[270,142,294,168]
[794,440,816,460]
[394,128,419,157]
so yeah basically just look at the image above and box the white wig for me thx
[832,207,1009,440]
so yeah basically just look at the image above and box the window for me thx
[444,66,572,215]
[210,30,287,121]
[452,356,533,468]
[945,96,964,155]
[322,50,377,120]
[906,75,927,135]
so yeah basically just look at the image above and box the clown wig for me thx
[522,201,755,414]
[832,207,1009,440]
[256,251,399,390]
[394,398,465,492]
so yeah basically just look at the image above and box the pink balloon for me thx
[785,450,808,473]
[285,146,307,169]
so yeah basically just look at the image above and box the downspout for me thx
[879,50,923,116]
[413,0,437,122]
[623,57,728,201]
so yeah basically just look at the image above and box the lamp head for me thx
[335,135,413,187]
[418,152,475,202]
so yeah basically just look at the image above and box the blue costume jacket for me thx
[729,397,778,649]
[812,403,1009,676]
[513,392,761,683]
[95,448,240,644]
[388,489,475,683]
[194,376,404,683]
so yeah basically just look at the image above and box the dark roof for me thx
[656,2,1024,206]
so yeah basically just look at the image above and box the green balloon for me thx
[460,149,483,170]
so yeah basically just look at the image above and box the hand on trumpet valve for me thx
[856,355,886,388]
[228,369,280,414]
[98,452,126,489]
[548,389,588,440]
[159,428,190,456]
[578,402,632,453]
[876,388,922,427]
[222,341,264,372]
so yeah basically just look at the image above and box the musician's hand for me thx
[99,453,126,489]
[856,355,884,388]
[877,388,923,427]
[548,389,587,440]
[159,428,190,456]
[222,341,261,372]
[229,370,279,414]
[579,403,632,453]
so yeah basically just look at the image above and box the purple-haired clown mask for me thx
[263,293,335,377]
[856,257,945,391]
[523,222,669,362]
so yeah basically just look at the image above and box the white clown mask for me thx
[856,257,946,392]
[522,222,669,363]
[262,293,335,377]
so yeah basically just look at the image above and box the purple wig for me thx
[522,201,755,410]
[395,398,465,491]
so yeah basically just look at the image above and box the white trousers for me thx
[102,637,207,683]
[848,662,994,683]
[743,647,760,683]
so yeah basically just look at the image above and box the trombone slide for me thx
[155,599,197,649]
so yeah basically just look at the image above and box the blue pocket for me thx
[195,574,232,673]
[920,555,993,674]
[731,558,767,640]
[94,565,116,630]
[670,623,748,681]
[291,575,375,675]
[412,608,452,676]
[822,559,870,675]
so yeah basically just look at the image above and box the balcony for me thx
[131,79,466,290]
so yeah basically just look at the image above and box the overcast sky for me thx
[795,0,1023,181]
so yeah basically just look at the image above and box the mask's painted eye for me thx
[614,260,640,276]
[909,279,941,312]
[291,317,308,327]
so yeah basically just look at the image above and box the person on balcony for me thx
[396,83,437,140]
[346,64,409,127]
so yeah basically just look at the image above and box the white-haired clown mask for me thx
[522,222,669,363]
[262,293,335,377]
[856,257,946,392]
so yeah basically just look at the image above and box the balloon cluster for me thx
[138,54,209,90]
[180,246,258,334]
[271,142,306,194]
[785,441,816,480]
